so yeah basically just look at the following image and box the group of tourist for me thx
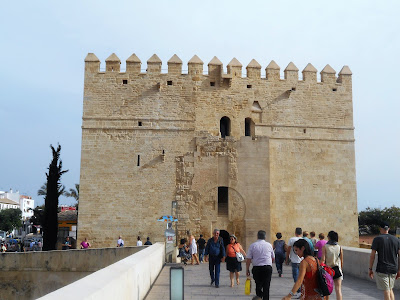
[116,235,152,247]
[191,222,399,300]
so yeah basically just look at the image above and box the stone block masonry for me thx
[78,53,358,250]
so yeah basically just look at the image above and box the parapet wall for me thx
[343,246,400,290]
[0,246,146,300]
[85,53,352,84]
[38,243,165,300]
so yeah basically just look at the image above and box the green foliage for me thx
[65,183,79,209]
[43,144,68,251]
[359,206,400,234]
[37,182,66,198]
[0,208,22,232]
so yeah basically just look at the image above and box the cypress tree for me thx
[42,144,68,251]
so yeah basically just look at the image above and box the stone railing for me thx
[38,242,165,299]
[343,246,399,289]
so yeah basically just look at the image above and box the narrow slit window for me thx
[303,129,307,133]
[332,88,337,92]
[210,82,215,87]
[138,121,142,126]
[167,81,172,86]
[247,85,252,89]
[218,187,228,216]
[123,80,128,84]
[137,155,140,166]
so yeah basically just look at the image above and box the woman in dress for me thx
[282,239,321,300]
[188,232,200,265]
[225,234,246,287]
[322,231,343,300]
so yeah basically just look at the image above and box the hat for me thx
[380,221,390,229]
[229,234,237,240]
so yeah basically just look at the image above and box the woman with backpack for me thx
[282,239,321,300]
[321,231,343,300]
[273,232,287,277]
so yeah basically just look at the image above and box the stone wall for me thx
[78,53,358,250]
[0,246,144,300]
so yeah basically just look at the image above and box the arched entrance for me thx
[219,229,230,248]
[220,116,231,138]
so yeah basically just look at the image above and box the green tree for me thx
[42,144,68,251]
[359,206,400,234]
[0,208,22,232]
[30,205,45,230]
[65,183,79,208]
[37,182,66,198]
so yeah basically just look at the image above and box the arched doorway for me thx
[220,116,231,138]
[219,229,230,248]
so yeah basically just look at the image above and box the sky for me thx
[0,1,399,210]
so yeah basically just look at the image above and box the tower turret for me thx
[284,62,299,81]
[208,56,223,84]
[320,64,336,83]
[265,60,280,81]
[188,55,204,78]
[167,54,183,75]
[105,53,121,72]
[302,63,317,82]
[246,59,261,79]
[147,54,162,74]
[84,53,100,73]
[337,65,352,84]
[126,53,141,74]
[227,58,242,78]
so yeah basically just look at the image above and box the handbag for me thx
[232,245,245,262]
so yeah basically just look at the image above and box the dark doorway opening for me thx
[220,117,231,138]
[245,117,254,137]
[218,186,228,216]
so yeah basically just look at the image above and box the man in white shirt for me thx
[246,230,275,300]
[285,227,303,298]
[117,235,124,247]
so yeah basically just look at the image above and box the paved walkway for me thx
[146,262,392,299]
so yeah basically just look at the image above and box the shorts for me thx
[375,272,396,290]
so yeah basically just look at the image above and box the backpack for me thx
[315,257,334,296]
[274,240,285,255]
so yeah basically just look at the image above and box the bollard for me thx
[170,266,184,300]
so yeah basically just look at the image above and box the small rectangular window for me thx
[123,80,128,84]
[332,88,337,92]
[138,121,142,126]
[137,155,140,166]
[303,129,307,133]
[167,81,172,86]
[247,85,252,89]
[210,82,215,87]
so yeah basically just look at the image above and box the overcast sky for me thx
[0,1,399,210]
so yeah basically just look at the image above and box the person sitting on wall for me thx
[62,236,72,250]
[117,235,124,247]
[144,237,152,245]
[80,237,91,249]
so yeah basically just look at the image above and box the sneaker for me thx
[292,292,301,299]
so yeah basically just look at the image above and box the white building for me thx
[0,189,35,220]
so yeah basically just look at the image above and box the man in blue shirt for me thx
[205,229,226,288]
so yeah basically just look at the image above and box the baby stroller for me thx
[177,239,191,265]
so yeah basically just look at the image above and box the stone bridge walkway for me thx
[145,262,394,299]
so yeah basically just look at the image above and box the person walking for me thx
[205,229,225,288]
[315,233,327,260]
[286,227,303,298]
[302,231,314,253]
[197,234,206,263]
[246,230,275,300]
[282,239,321,300]
[225,234,246,287]
[189,234,200,265]
[369,221,400,300]
[273,232,287,277]
[322,231,343,300]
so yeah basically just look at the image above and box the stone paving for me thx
[145,262,396,299]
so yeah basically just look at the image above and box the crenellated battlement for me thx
[84,53,352,84]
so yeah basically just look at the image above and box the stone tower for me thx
[78,53,358,249]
